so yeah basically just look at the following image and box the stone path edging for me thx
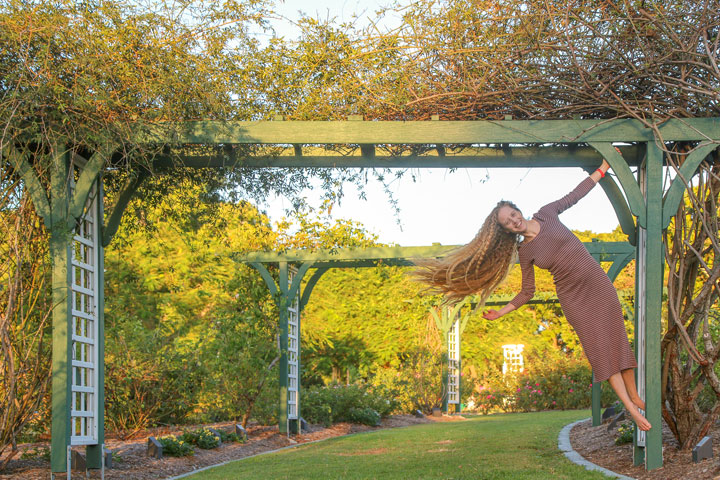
[558,418,636,480]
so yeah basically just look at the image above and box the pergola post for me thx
[49,151,73,474]
[43,153,106,475]
[642,142,665,470]
[249,261,312,434]
[431,303,467,415]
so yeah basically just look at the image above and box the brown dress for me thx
[510,176,637,382]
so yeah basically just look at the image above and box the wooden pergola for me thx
[9,117,720,475]
[239,241,636,431]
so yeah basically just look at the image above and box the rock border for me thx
[558,419,636,480]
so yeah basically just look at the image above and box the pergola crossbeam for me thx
[141,118,720,144]
[151,145,644,169]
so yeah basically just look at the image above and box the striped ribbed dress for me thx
[510,176,637,382]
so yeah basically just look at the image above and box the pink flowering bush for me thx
[472,359,619,414]
[475,387,508,414]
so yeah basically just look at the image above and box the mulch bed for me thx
[571,415,720,479]
[0,414,450,479]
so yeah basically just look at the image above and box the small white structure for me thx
[502,344,525,375]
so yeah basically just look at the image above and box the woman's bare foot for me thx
[629,406,651,431]
[630,397,646,411]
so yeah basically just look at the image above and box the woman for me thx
[415,160,650,430]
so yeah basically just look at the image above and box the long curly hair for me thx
[413,200,521,305]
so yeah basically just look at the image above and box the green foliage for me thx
[469,359,618,414]
[217,431,242,444]
[348,407,381,427]
[267,0,719,122]
[512,368,592,412]
[615,421,634,445]
[0,168,53,466]
[367,347,444,414]
[104,182,280,432]
[157,435,194,457]
[302,265,440,380]
[474,386,508,415]
[20,446,51,461]
[301,384,398,427]
[181,428,221,450]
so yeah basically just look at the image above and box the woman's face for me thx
[497,205,526,234]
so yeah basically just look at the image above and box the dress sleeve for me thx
[537,176,596,217]
[509,252,535,309]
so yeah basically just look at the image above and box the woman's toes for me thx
[629,408,651,431]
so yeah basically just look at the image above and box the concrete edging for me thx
[558,418,636,480]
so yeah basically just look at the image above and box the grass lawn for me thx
[186,409,610,479]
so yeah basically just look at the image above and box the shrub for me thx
[513,363,593,411]
[302,383,399,426]
[303,402,333,427]
[615,422,634,445]
[20,446,50,461]
[348,407,381,426]
[157,435,194,457]
[180,428,220,449]
[475,386,508,415]
[217,430,242,443]
[367,350,443,414]
[471,358,620,414]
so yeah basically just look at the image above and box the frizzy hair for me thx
[413,200,521,305]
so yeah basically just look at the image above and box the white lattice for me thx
[70,181,100,446]
[502,344,525,376]
[447,319,460,405]
[287,267,300,420]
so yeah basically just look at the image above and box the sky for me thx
[256,1,626,246]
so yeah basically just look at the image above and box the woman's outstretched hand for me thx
[483,309,501,320]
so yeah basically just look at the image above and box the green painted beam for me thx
[140,118,720,145]
[238,242,634,264]
[4,146,52,224]
[287,261,314,304]
[249,262,279,297]
[662,143,720,229]
[597,175,637,246]
[589,142,647,228]
[50,147,72,473]
[592,372,602,426]
[240,245,456,263]
[643,143,664,470]
[150,145,644,169]
[300,267,329,311]
[68,147,113,226]
[606,251,635,282]
[102,169,149,247]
